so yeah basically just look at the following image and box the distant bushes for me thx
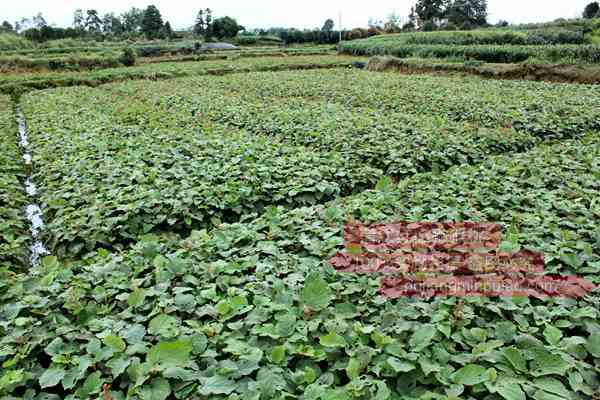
[119,48,136,66]
[340,41,600,64]
[234,35,283,46]
[255,27,379,45]
[22,26,85,43]
[0,33,34,50]
[0,54,123,72]
[354,29,591,47]
[339,27,600,64]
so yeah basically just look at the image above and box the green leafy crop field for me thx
[0,96,29,268]
[1,65,599,399]
[339,26,600,64]
[0,55,360,95]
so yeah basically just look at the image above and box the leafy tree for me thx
[407,6,418,27]
[73,9,85,29]
[85,9,102,33]
[34,13,47,28]
[121,7,144,33]
[23,25,83,42]
[384,12,402,33]
[322,19,334,32]
[1,21,14,32]
[415,0,446,22]
[422,19,439,31]
[163,21,173,39]
[446,0,488,27]
[204,8,213,38]
[194,9,205,36]
[15,14,46,33]
[141,5,164,39]
[102,13,123,35]
[583,2,600,18]
[119,48,136,66]
[212,16,243,38]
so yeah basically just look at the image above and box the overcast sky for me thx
[3,0,591,30]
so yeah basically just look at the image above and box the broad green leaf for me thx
[147,340,192,369]
[502,347,527,372]
[103,334,126,353]
[76,371,103,398]
[346,358,363,380]
[270,346,286,364]
[386,358,416,373]
[409,325,436,351]
[532,390,567,400]
[320,332,346,347]
[198,375,237,396]
[128,288,146,308]
[585,332,600,357]
[139,377,171,400]
[530,350,571,377]
[473,340,504,355]
[300,273,332,311]
[0,369,26,392]
[148,314,179,338]
[452,364,489,386]
[107,356,131,378]
[497,383,525,400]
[374,380,391,400]
[533,378,570,397]
[39,367,65,389]
[543,326,562,346]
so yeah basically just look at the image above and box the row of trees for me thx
[246,18,379,45]
[71,6,173,40]
[1,5,245,42]
[0,6,175,42]
[4,2,599,45]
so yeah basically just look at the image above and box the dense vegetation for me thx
[0,8,599,395]
[0,45,335,73]
[0,55,356,95]
[343,42,600,64]
[358,29,591,46]
[0,96,29,269]
[1,68,599,395]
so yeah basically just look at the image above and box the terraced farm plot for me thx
[0,55,361,95]
[144,69,600,139]
[2,65,600,399]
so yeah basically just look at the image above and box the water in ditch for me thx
[17,108,49,265]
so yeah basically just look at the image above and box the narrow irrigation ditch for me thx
[16,106,48,265]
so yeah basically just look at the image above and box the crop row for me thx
[0,55,359,95]
[21,87,380,259]
[0,54,122,73]
[22,66,600,259]
[134,69,600,140]
[0,44,332,58]
[0,47,336,73]
[364,29,590,46]
[340,41,600,64]
[0,96,29,269]
[110,78,538,177]
[2,134,598,398]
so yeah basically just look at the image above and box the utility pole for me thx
[338,11,342,43]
